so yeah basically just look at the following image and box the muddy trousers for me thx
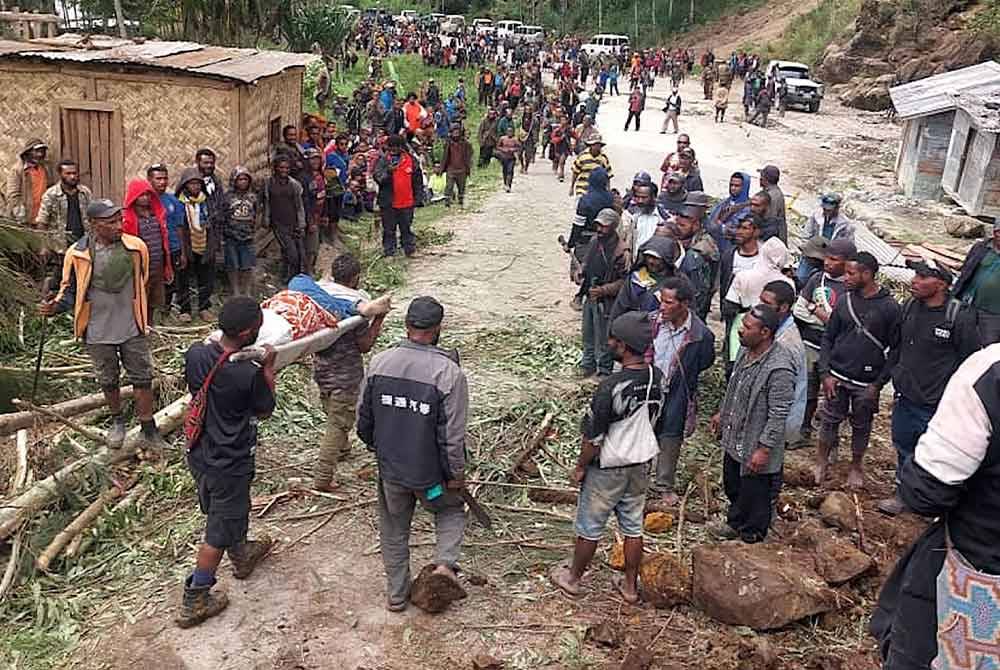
[378,477,465,604]
[273,227,304,282]
[723,453,775,543]
[314,391,358,488]
[444,172,467,206]
[175,251,215,314]
[818,381,877,458]
[580,298,612,375]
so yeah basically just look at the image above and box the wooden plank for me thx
[88,111,103,198]
[98,112,111,199]
[74,111,92,190]
[922,243,967,262]
[109,109,124,204]
[49,99,117,113]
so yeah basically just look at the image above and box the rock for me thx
[466,573,489,587]
[813,536,875,585]
[527,488,577,505]
[640,552,690,609]
[820,492,857,531]
[619,646,655,670]
[739,637,779,669]
[642,511,674,533]
[608,540,625,571]
[585,621,623,648]
[409,564,467,614]
[945,216,985,239]
[691,543,839,630]
[472,654,504,670]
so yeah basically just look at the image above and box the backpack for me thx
[900,297,963,339]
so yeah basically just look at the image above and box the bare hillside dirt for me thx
[676,0,823,55]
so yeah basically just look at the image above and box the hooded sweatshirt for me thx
[569,167,613,248]
[227,166,259,243]
[176,167,210,256]
[609,236,680,322]
[706,171,751,255]
[123,178,171,281]
[819,286,901,386]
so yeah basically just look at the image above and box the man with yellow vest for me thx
[40,199,168,456]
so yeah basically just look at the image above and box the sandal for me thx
[549,563,584,598]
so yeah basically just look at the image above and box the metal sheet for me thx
[104,41,204,59]
[157,45,254,69]
[193,50,316,83]
[889,62,1000,120]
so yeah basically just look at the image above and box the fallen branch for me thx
[508,411,555,479]
[275,498,375,555]
[852,493,867,554]
[0,363,91,374]
[675,482,696,555]
[0,531,22,602]
[0,386,137,438]
[490,503,574,522]
[11,430,29,493]
[12,399,108,447]
[36,478,136,571]
[65,484,149,560]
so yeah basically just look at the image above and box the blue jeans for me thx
[580,298,611,375]
[574,462,648,541]
[890,396,935,483]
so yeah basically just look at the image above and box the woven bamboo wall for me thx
[241,69,304,180]
[0,70,90,180]
[96,77,236,189]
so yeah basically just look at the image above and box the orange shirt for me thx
[403,101,424,133]
[27,165,45,222]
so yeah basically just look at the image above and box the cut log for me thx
[508,411,555,479]
[0,317,366,541]
[12,399,109,446]
[36,479,135,571]
[0,532,22,602]
[11,430,28,493]
[0,386,138,438]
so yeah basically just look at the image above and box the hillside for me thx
[818,0,998,110]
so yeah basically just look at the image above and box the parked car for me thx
[440,14,466,33]
[766,60,825,113]
[394,9,418,24]
[581,34,630,57]
[472,18,494,35]
[513,24,544,44]
[495,19,522,40]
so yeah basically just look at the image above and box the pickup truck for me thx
[766,60,825,113]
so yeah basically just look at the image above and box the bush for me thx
[763,0,862,66]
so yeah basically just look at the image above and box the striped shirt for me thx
[572,153,613,196]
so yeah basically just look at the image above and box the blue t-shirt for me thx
[160,192,186,253]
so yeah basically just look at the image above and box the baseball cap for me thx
[820,193,842,209]
[585,133,605,146]
[595,208,621,228]
[678,205,703,219]
[665,170,684,183]
[906,258,953,283]
[632,170,652,185]
[826,239,857,258]
[684,191,710,208]
[405,296,444,329]
[86,199,122,219]
[610,311,653,353]
[759,165,780,182]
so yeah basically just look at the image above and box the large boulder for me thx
[640,552,690,608]
[692,543,839,630]
[790,519,875,586]
[409,564,467,613]
[820,492,857,531]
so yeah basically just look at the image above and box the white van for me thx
[495,20,523,39]
[581,34,630,57]
[440,14,466,32]
[472,18,494,34]
[513,24,544,44]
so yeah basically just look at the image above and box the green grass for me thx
[761,0,862,66]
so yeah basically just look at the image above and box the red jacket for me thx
[122,178,172,283]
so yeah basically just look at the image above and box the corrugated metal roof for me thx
[0,37,316,84]
[889,61,1000,120]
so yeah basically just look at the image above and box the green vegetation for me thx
[969,0,1000,37]
[762,0,861,66]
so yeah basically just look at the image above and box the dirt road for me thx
[76,77,906,670]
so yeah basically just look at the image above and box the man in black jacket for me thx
[874,259,980,515]
[870,344,1000,670]
[357,297,469,612]
[817,252,900,489]
[954,219,1000,346]
[578,209,630,378]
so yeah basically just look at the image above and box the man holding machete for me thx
[357,296,470,612]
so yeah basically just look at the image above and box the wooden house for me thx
[888,61,1000,200]
[0,35,314,203]
[942,91,1000,218]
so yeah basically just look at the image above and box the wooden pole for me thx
[35,480,133,571]
[0,386,138,438]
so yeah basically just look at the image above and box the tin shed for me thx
[942,91,1000,218]
[0,36,315,203]
[888,61,1000,200]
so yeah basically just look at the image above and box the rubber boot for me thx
[228,535,274,579]
[176,575,229,628]
[107,416,126,450]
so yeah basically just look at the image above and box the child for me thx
[303,148,327,275]
[226,167,259,297]
[175,168,214,323]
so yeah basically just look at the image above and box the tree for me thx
[279,1,355,59]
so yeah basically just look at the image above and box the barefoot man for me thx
[357,297,469,612]
[816,252,900,489]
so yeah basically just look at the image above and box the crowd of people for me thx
[8,15,1000,667]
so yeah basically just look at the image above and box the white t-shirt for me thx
[732,250,759,276]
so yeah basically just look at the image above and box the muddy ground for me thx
[56,69,961,670]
